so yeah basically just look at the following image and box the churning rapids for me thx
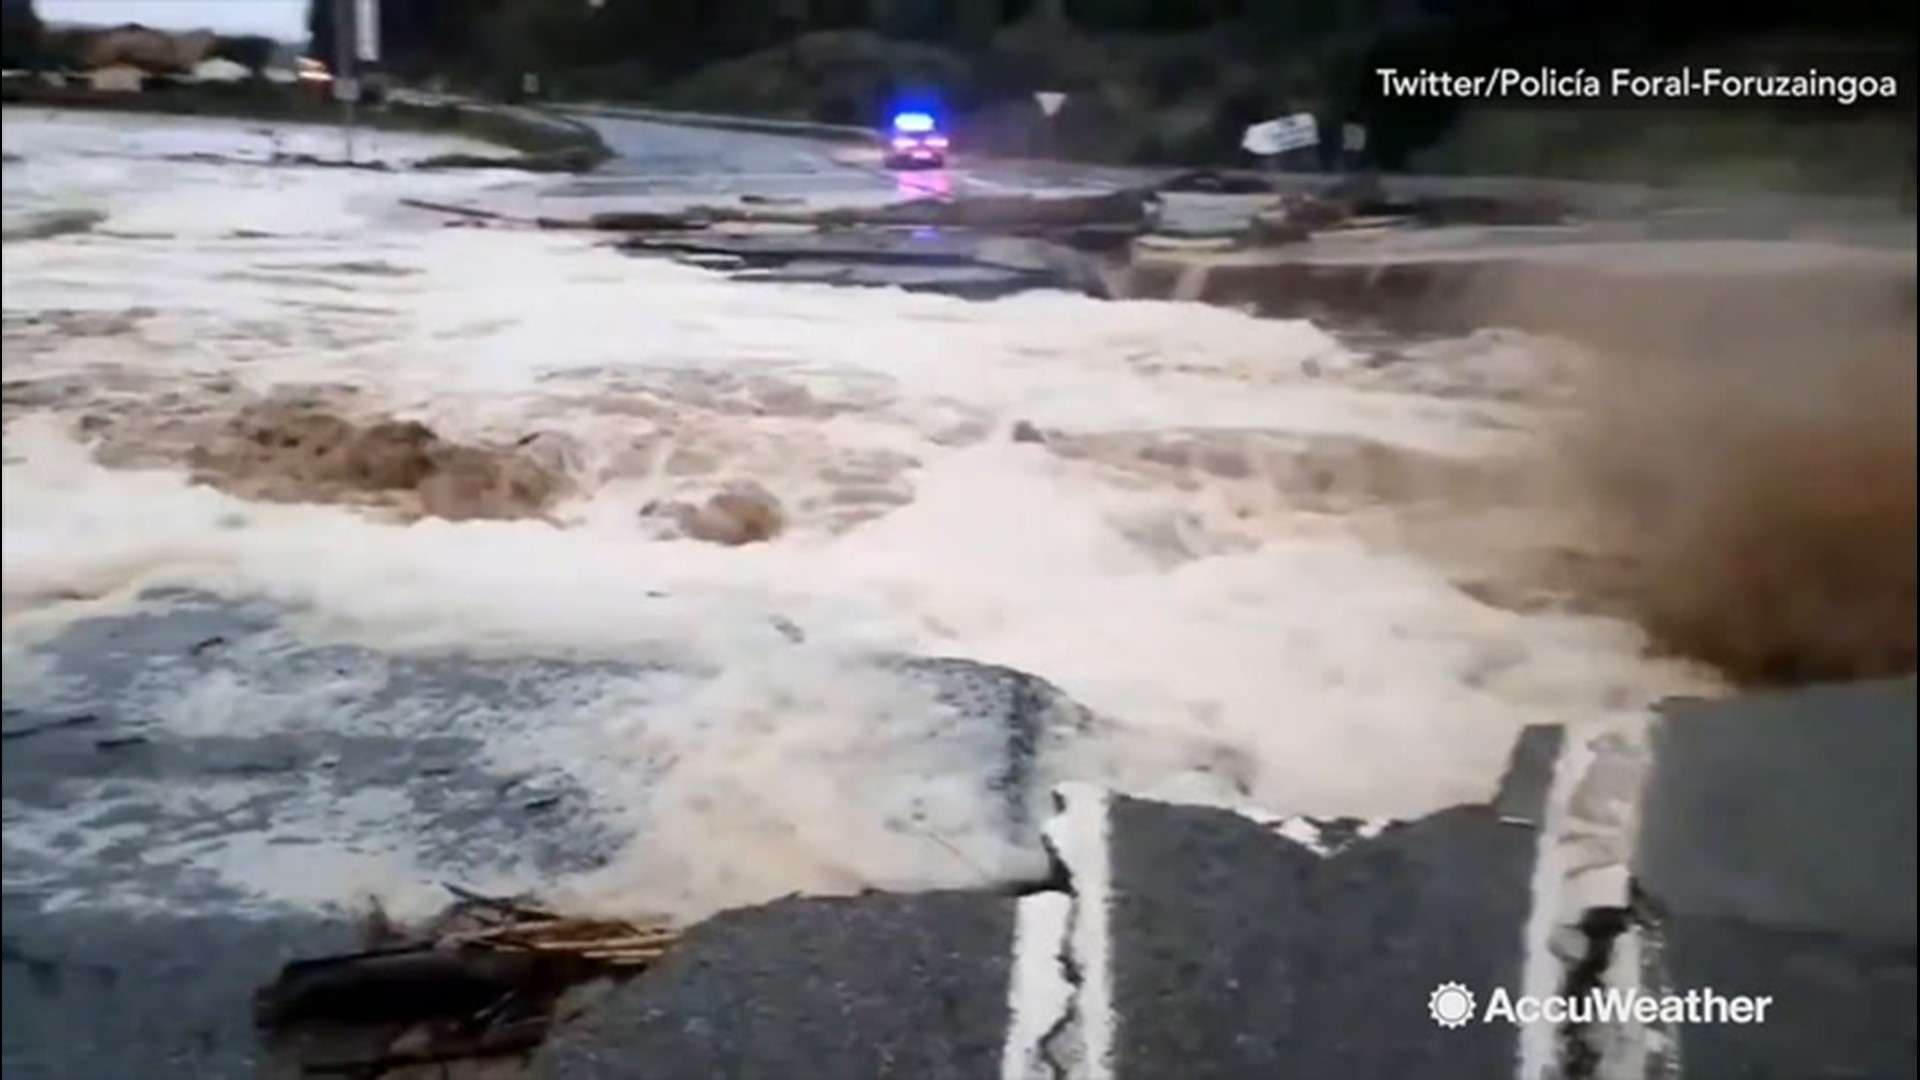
[1,111,1712,925]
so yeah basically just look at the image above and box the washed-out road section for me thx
[3,106,1914,1080]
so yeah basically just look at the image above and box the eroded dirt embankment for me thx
[1138,243,1918,686]
[1531,261,1916,686]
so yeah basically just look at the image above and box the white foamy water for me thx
[1,112,1714,923]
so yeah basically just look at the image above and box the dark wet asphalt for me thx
[6,612,1915,1078]
[1634,680,1918,1080]
[0,588,1122,1078]
[547,112,1146,203]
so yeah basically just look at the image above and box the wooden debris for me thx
[397,198,535,228]
[255,884,682,1076]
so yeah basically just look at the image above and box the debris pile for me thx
[257,886,680,1076]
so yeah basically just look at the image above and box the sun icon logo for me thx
[1428,982,1476,1029]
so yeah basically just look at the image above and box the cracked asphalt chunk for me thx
[0,902,362,1080]
[3,590,628,916]
[3,589,1110,1077]
[1106,796,1537,1080]
[1493,723,1565,827]
[1633,678,1918,1079]
[532,891,1016,1080]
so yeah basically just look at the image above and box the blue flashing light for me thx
[892,110,937,134]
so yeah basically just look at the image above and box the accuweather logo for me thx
[1429,983,1477,1028]
[1428,983,1775,1027]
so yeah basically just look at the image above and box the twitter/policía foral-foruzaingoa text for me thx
[1373,66,1903,107]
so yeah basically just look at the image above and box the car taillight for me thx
[925,136,949,149]
[891,136,916,150]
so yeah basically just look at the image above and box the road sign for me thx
[1242,113,1319,157]
[353,0,380,62]
[1342,123,1367,153]
[333,76,361,103]
[1035,91,1067,117]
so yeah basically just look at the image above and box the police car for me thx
[883,111,949,170]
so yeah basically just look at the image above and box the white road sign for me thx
[333,76,360,103]
[1342,123,1367,152]
[354,0,380,63]
[1242,113,1319,157]
[1035,91,1068,117]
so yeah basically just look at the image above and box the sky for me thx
[39,0,309,40]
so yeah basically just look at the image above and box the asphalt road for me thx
[560,108,1915,230]
[0,591,1130,1079]
[548,110,1152,204]
[9,608,1906,1080]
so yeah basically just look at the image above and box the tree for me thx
[1,0,43,71]
[213,33,277,76]
[307,0,496,75]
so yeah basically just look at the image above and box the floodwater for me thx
[0,110,1713,925]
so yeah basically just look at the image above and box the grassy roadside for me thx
[0,79,612,172]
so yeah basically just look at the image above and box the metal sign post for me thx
[354,0,380,65]
[331,0,357,162]
[1341,122,1367,172]
[331,0,380,163]
[1034,90,1067,159]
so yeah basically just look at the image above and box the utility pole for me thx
[331,0,381,163]
[331,0,358,163]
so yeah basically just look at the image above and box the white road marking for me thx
[1514,722,1651,1080]
[1055,783,1117,1080]
[1234,808,1400,856]
[1003,782,1117,1080]
[1001,891,1075,1080]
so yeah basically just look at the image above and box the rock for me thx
[1009,419,1045,444]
